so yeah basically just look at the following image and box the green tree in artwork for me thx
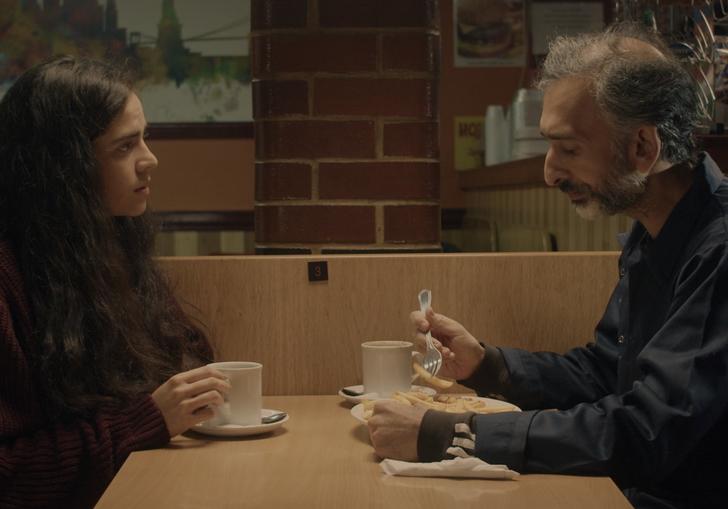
[157,0,188,86]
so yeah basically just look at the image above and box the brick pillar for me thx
[251,0,440,254]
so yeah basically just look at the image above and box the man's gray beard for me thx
[574,151,648,220]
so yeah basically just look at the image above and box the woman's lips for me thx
[134,186,150,195]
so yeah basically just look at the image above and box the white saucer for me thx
[192,408,289,437]
[338,385,436,405]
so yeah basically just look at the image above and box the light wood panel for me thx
[465,187,633,251]
[159,252,619,395]
[96,395,632,509]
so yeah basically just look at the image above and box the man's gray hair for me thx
[535,22,701,164]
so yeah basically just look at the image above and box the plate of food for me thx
[350,391,521,424]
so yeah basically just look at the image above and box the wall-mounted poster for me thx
[454,116,484,171]
[531,2,604,56]
[454,0,526,67]
[0,0,251,136]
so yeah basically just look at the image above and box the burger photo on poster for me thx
[456,0,514,58]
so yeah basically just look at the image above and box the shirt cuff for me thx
[458,343,511,396]
[472,409,538,472]
[417,409,475,462]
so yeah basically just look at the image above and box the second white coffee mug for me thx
[207,361,262,426]
[361,340,413,398]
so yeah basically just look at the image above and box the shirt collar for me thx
[701,152,724,193]
[631,152,725,279]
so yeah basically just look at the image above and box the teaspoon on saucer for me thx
[261,412,287,424]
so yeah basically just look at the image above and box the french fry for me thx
[394,391,431,405]
[361,399,376,420]
[405,391,431,401]
[412,360,455,389]
[392,393,413,405]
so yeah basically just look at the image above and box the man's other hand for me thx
[367,400,427,461]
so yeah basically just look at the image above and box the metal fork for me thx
[418,289,442,377]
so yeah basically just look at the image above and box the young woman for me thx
[0,56,230,508]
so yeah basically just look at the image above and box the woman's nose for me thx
[139,140,158,172]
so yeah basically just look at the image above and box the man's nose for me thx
[543,148,566,187]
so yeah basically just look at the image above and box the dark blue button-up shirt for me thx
[465,153,728,509]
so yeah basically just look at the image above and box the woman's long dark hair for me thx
[0,56,211,419]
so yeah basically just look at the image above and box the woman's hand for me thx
[410,308,485,381]
[151,365,231,437]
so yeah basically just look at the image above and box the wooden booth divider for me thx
[158,252,620,395]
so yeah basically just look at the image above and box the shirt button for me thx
[617,335,625,344]
[619,267,626,278]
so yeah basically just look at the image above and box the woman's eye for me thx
[118,142,133,153]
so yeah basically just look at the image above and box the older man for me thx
[368,22,728,509]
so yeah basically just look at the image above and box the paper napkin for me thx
[380,457,519,480]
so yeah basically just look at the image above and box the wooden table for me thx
[96,395,632,509]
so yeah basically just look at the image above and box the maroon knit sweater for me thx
[0,242,184,508]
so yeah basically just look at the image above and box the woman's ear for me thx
[628,125,662,175]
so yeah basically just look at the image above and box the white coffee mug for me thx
[207,361,262,426]
[361,341,413,398]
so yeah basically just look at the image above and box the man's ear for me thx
[628,125,661,175]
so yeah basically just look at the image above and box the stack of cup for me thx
[510,88,549,160]
[484,105,511,166]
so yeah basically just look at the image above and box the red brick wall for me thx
[252,0,441,254]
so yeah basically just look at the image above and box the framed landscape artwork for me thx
[0,0,252,138]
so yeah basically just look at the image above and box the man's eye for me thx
[118,142,133,152]
[561,147,578,156]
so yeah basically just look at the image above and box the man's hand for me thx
[368,400,427,461]
[151,365,231,437]
[410,308,485,380]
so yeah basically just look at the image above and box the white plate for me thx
[192,408,289,437]
[350,397,521,424]
[338,385,436,405]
